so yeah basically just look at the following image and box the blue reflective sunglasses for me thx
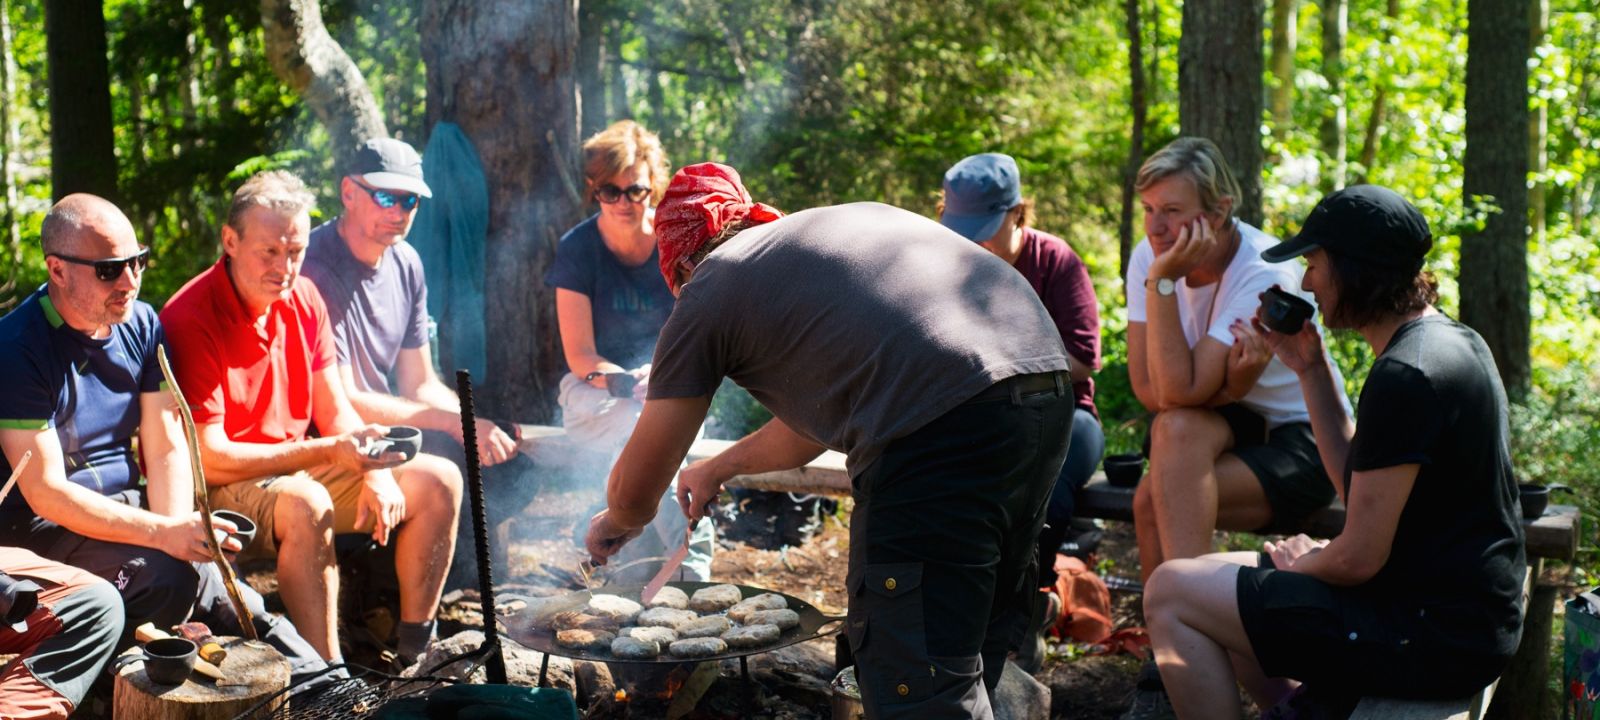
[353,180,421,211]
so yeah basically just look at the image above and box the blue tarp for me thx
[411,122,488,379]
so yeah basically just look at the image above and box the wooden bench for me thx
[515,426,1578,718]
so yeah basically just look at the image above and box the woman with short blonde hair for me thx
[544,120,714,582]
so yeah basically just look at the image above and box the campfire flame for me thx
[660,667,688,700]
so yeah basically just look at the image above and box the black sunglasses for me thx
[353,180,421,211]
[51,248,151,282]
[594,183,651,204]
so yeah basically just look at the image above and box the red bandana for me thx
[655,162,784,289]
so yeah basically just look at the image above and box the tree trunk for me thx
[1119,0,1146,281]
[45,0,118,203]
[1527,0,1547,243]
[1269,0,1297,141]
[259,0,388,164]
[1,0,21,267]
[422,0,581,423]
[1319,0,1346,192]
[607,15,629,122]
[1357,0,1399,182]
[1460,0,1531,401]
[578,0,607,138]
[1178,0,1265,227]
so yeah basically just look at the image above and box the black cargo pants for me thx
[846,371,1071,720]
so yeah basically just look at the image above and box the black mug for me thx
[1259,286,1315,335]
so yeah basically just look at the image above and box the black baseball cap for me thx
[347,138,433,198]
[1261,185,1431,272]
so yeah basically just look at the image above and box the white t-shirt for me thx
[1126,221,1350,428]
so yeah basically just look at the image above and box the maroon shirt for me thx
[1013,228,1101,416]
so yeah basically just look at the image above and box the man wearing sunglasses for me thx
[0,193,332,688]
[162,170,462,668]
[301,138,523,593]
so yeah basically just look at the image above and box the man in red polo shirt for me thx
[161,170,461,665]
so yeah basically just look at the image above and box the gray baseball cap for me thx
[348,138,433,198]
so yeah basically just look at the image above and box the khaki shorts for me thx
[209,463,368,561]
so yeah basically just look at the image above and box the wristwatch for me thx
[1146,276,1177,296]
[584,370,606,382]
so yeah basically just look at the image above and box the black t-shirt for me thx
[1346,314,1526,658]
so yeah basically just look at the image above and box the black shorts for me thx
[1235,557,1512,700]
[1144,404,1333,526]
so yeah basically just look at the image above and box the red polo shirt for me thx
[160,258,336,444]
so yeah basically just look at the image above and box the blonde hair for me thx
[1135,137,1240,218]
[226,170,316,233]
[583,120,670,205]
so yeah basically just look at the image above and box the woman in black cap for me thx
[1137,185,1526,717]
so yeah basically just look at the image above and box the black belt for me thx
[962,371,1068,405]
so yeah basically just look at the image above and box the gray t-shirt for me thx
[301,220,430,394]
[648,202,1069,474]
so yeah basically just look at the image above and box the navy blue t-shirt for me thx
[542,214,675,370]
[0,286,165,518]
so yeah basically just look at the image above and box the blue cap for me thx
[940,153,1022,242]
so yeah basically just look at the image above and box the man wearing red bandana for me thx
[586,162,1074,719]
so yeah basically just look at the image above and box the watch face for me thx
[1157,278,1177,295]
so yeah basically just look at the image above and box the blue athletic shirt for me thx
[0,286,165,519]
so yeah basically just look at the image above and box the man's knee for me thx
[273,478,336,544]
[400,454,463,520]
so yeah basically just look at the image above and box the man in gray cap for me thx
[300,139,522,598]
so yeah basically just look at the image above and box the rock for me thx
[994,661,1051,720]
[573,660,615,707]
[405,630,573,691]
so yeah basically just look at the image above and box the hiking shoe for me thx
[1119,685,1177,720]
[1012,590,1061,673]
[1120,660,1176,720]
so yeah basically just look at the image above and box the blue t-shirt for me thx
[542,214,675,370]
[0,286,165,518]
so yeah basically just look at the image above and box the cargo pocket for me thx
[847,562,933,705]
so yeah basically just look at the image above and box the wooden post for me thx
[113,637,289,719]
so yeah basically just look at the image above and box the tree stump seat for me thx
[113,636,289,719]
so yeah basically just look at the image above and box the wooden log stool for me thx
[113,637,289,719]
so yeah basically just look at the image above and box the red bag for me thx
[1051,554,1113,643]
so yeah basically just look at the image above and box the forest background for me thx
[2,0,1598,578]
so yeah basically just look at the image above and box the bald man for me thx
[0,194,330,684]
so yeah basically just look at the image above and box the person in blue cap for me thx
[1140,185,1525,717]
[939,152,1103,672]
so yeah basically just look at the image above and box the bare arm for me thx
[138,390,192,517]
[196,422,341,486]
[1126,322,1160,413]
[1144,284,1232,407]
[1267,464,1416,585]
[342,354,456,431]
[585,396,712,563]
[676,417,827,522]
[556,289,624,387]
[0,427,209,558]
[1261,320,1357,502]
[1066,351,1093,384]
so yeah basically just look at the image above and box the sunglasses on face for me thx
[353,180,421,211]
[51,248,151,282]
[594,183,651,204]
